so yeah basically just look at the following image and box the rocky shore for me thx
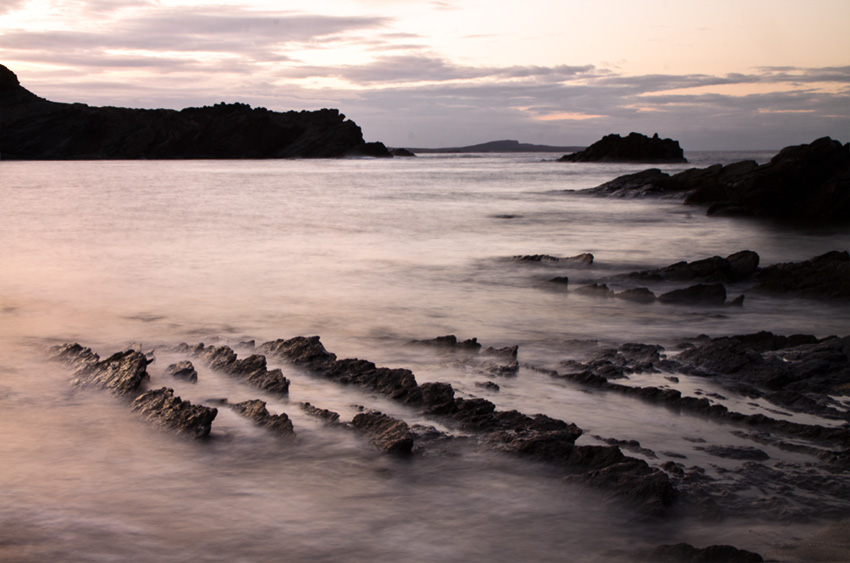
[581,137,849,222]
[0,64,391,159]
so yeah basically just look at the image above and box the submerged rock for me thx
[165,361,197,383]
[186,344,290,395]
[559,132,687,163]
[299,402,342,425]
[131,387,217,439]
[625,251,760,283]
[658,283,727,305]
[637,542,764,562]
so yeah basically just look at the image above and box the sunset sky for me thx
[2,0,848,149]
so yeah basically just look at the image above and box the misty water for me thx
[1,153,848,562]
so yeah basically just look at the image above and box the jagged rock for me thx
[259,336,338,372]
[475,381,501,391]
[189,344,290,395]
[351,411,414,455]
[625,251,760,283]
[299,402,342,424]
[407,335,482,353]
[584,168,678,198]
[165,361,197,383]
[568,458,678,516]
[512,254,560,263]
[50,344,149,396]
[482,345,519,360]
[752,250,850,300]
[130,387,217,439]
[230,399,294,436]
[584,137,849,221]
[560,132,686,163]
[696,445,769,461]
[658,283,727,305]
[637,543,763,562]
[574,283,614,297]
[615,287,656,303]
[0,64,391,159]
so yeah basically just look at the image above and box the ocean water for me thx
[1,152,848,561]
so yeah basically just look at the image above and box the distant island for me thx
[406,139,585,154]
[559,132,687,163]
[0,64,391,159]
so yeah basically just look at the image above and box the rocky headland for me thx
[582,137,850,222]
[559,132,687,163]
[0,63,391,159]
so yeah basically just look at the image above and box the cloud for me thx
[0,0,30,15]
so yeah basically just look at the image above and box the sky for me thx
[1,0,849,149]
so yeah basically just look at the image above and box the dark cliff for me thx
[560,132,687,163]
[0,64,390,159]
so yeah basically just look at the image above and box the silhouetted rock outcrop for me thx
[752,250,850,299]
[559,132,687,163]
[583,137,850,221]
[0,64,391,159]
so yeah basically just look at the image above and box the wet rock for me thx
[299,402,342,424]
[570,458,678,516]
[259,335,338,372]
[548,276,569,287]
[637,542,763,562]
[351,411,414,455]
[130,387,217,439]
[512,254,560,263]
[584,137,849,222]
[475,381,501,391]
[696,445,769,461]
[408,334,482,354]
[51,344,150,396]
[574,283,614,298]
[615,287,656,303]
[230,399,294,437]
[583,168,677,198]
[752,250,850,300]
[621,251,759,283]
[326,359,422,403]
[565,252,594,265]
[190,344,290,395]
[560,132,686,163]
[482,345,519,360]
[165,361,197,383]
[658,283,727,305]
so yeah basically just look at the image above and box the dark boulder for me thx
[638,543,763,563]
[625,251,760,284]
[351,411,414,455]
[583,168,678,198]
[615,287,656,303]
[390,147,415,157]
[130,387,217,439]
[165,361,197,383]
[560,132,687,163]
[574,283,614,298]
[408,335,482,354]
[658,283,727,305]
[752,250,850,300]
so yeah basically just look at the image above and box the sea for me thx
[1,152,848,562]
